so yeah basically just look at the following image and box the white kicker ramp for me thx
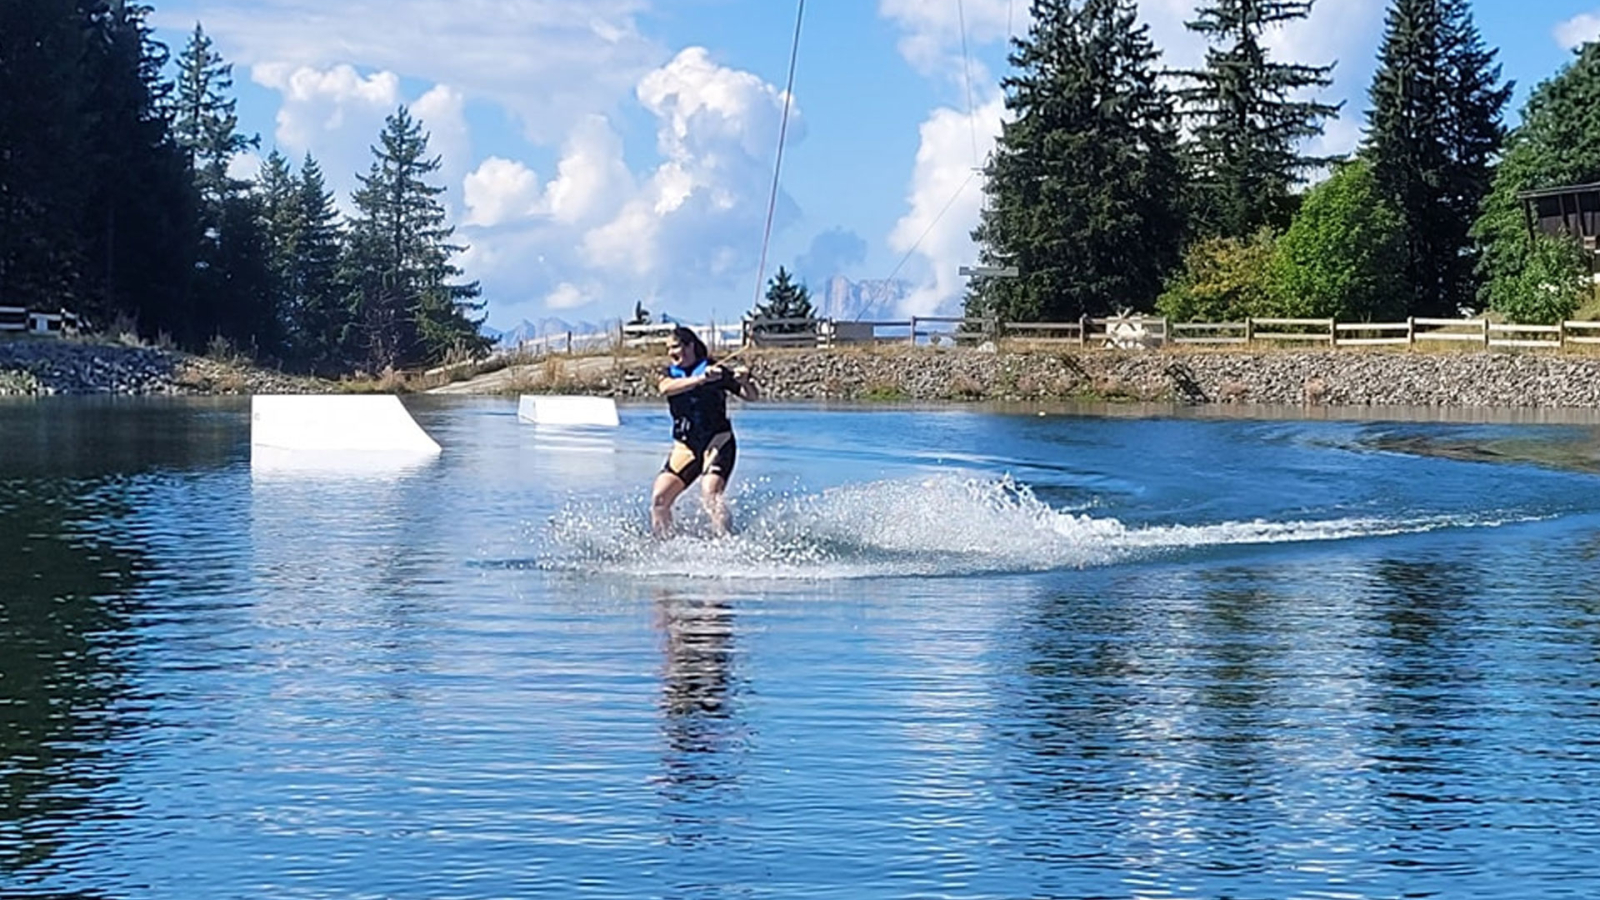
[251,394,442,454]
[517,395,620,427]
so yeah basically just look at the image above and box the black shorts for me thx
[663,432,737,487]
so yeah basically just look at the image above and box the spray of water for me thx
[537,474,1508,581]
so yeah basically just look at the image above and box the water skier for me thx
[650,326,758,538]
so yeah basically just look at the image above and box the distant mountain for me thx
[815,275,912,321]
[495,317,611,348]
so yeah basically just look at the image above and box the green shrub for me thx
[1269,159,1409,321]
[1488,234,1591,325]
[1156,228,1279,322]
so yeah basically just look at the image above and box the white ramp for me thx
[251,394,442,454]
[517,395,619,427]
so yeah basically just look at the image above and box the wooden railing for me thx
[489,313,1600,361]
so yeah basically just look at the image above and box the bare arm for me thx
[658,368,714,396]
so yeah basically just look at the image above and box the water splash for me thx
[538,474,1512,581]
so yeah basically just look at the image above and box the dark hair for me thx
[670,325,710,363]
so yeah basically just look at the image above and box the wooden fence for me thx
[736,314,1600,352]
[476,313,1600,373]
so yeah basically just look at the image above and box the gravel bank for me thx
[0,340,330,396]
[468,346,1600,409]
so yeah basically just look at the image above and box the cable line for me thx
[753,0,806,312]
[957,0,980,167]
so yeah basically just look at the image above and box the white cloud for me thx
[545,282,591,310]
[455,47,804,321]
[1556,13,1600,50]
[545,115,634,225]
[463,157,545,227]
[888,96,1005,317]
[155,0,664,145]
[879,0,1019,77]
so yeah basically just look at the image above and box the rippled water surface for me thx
[7,396,1600,899]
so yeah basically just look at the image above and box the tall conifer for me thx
[343,107,488,372]
[969,0,1185,322]
[1364,0,1510,316]
[1179,0,1340,237]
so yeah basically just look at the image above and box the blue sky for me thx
[145,1,1600,330]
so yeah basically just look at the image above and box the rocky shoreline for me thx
[0,339,328,396]
[13,338,1600,410]
[462,345,1600,409]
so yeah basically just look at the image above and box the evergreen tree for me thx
[1179,0,1341,237]
[1364,0,1510,316]
[291,155,349,373]
[343,106,489,372]
[76,0,195,335]
[969,0,1186,323]
[1474,43,1600,323]
[0,0,91,307]
[173,24,270,351]
[752,266,813,332]
[258,150,303,348]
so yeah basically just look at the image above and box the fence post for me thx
[566,331,572,355]
[1482,317,1490,346]
[1328,318,1337,347]
[1561,320,1568,350]
[908,316,918,346]
[1407,316,1415,346]
[1079,315,1089,347]
[1245,318,1255,345]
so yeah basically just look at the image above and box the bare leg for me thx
[651,471,687,538]
[700,473,731,536]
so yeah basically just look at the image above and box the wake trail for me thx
[535,474,1532,581]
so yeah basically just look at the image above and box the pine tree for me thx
[343,106,488,372]
[77,0,196,335]
[173,24,270,351]
[258,151,303,348]
[969,0,1186,323]
[1473,43,1600,323]
[753,266,813,332]
[1364,0,1510,317]
[291,155,349,373]
[1179,0,1341,237]
[0,0,91,307]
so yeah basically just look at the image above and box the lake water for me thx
[6,396,1600,899]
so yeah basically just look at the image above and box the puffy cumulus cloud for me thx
[545,115,635,225]
[879,0,1019,78]
[638,47,804,166]
[463,157,545,227]
[456,48,802,324]
[888,95,1005,317]
[1556,13,1600,50]
[155,0,664,145]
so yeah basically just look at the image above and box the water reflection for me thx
[0,479,142,889]
[0,397,240,477]
[653,589,748,853]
